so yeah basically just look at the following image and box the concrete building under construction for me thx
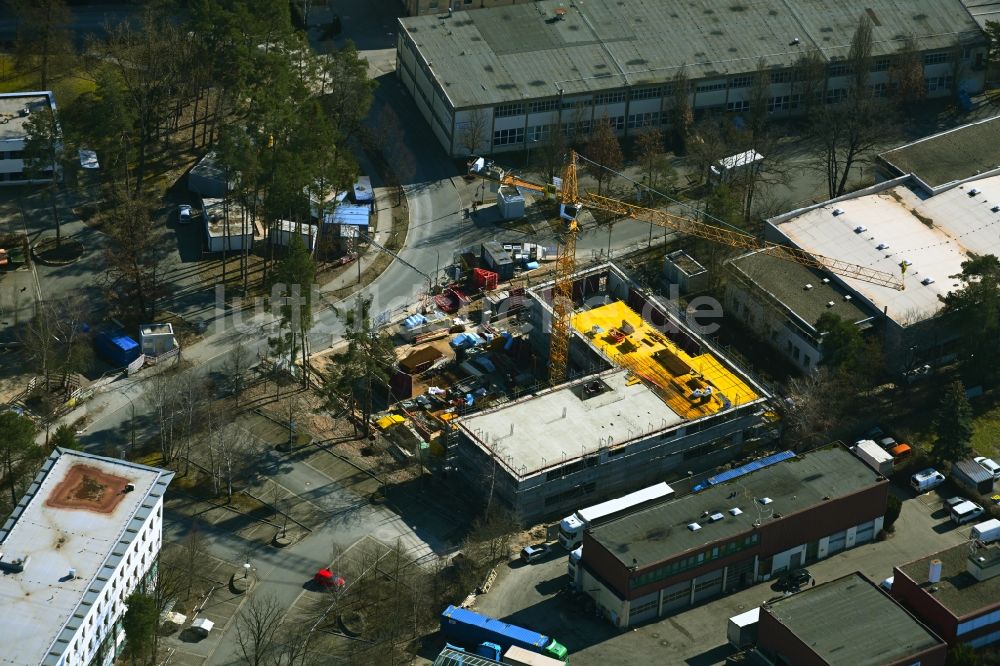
[451,263,772,523]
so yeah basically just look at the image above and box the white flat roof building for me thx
[768,173,1000,328]
[202,197,255,252]
[0,449,174,666]
[0,91,58,186]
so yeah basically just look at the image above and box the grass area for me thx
[972,400,1000,461]
[0,55,96,107]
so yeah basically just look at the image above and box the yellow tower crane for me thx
[468,151,903,384]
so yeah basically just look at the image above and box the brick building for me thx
[756,572,946,666]
[891,543,1000,650]
[578,446,888,627]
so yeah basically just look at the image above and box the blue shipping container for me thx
[94,330,141,367]
[440,606,548,653]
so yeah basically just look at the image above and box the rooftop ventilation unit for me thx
[969,188,981,196]
[832,208,845,216]
[687,522,702,531]
[992,205,1000,213]
[876,243,890,250]
[729,507,743,516]
[921,277,936,286]
[929,559,942,583]
[804,283,813,290]
[709,512,725,522]
[844,294,852,301]
[758,497,773,505]
[901,258,913,266]
[826,301,835,308]
[853,225,867,233]
[822,278,830,284]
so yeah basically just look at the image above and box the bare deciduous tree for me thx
[891,35,926,111]
[234,593,285,666]
[584,114,623,196]
[207,420,254,500]
[222,340,253,407]
[792,47,827,117]
[669,67,693,154]
[810,15,888,198]
[459,108,491,156]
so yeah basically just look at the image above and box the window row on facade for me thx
[629,532,761,589]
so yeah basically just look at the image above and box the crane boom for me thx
[467,150,903,385]
[581,191,904,290]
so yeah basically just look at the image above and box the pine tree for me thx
[270,232,316,388]
[932,380,974,464]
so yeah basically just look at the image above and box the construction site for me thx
[374,253,772,523]
[369,151,913,523]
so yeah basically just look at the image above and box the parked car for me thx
[520,544,549,563]
[951,500,985,525]
[911,468,946,493]
[878,436,912,460]
[178,204,193,224]
[974,456,1000,481]
[945,496,966,511]
[775,568,811,591]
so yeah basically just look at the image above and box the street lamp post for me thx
[525,138,538,169]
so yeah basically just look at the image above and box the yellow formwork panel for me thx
[573,301,758,420]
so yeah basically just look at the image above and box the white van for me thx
[950,500,984,525]
[910,468,945,493]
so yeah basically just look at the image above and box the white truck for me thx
[971,518,1000,543]
[558,482,674,550]
[567,547,582,589]
[851,439,894,477]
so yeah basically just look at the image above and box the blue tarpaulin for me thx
[403,314,427,329]
[451,332,485,349]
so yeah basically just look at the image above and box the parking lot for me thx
[467,486,973,666]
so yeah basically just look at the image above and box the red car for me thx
[313,569,345,589]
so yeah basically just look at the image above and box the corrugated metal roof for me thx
[400,0,985,108]
[954,459,993,483]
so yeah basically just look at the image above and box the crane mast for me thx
[549,152,580,385]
